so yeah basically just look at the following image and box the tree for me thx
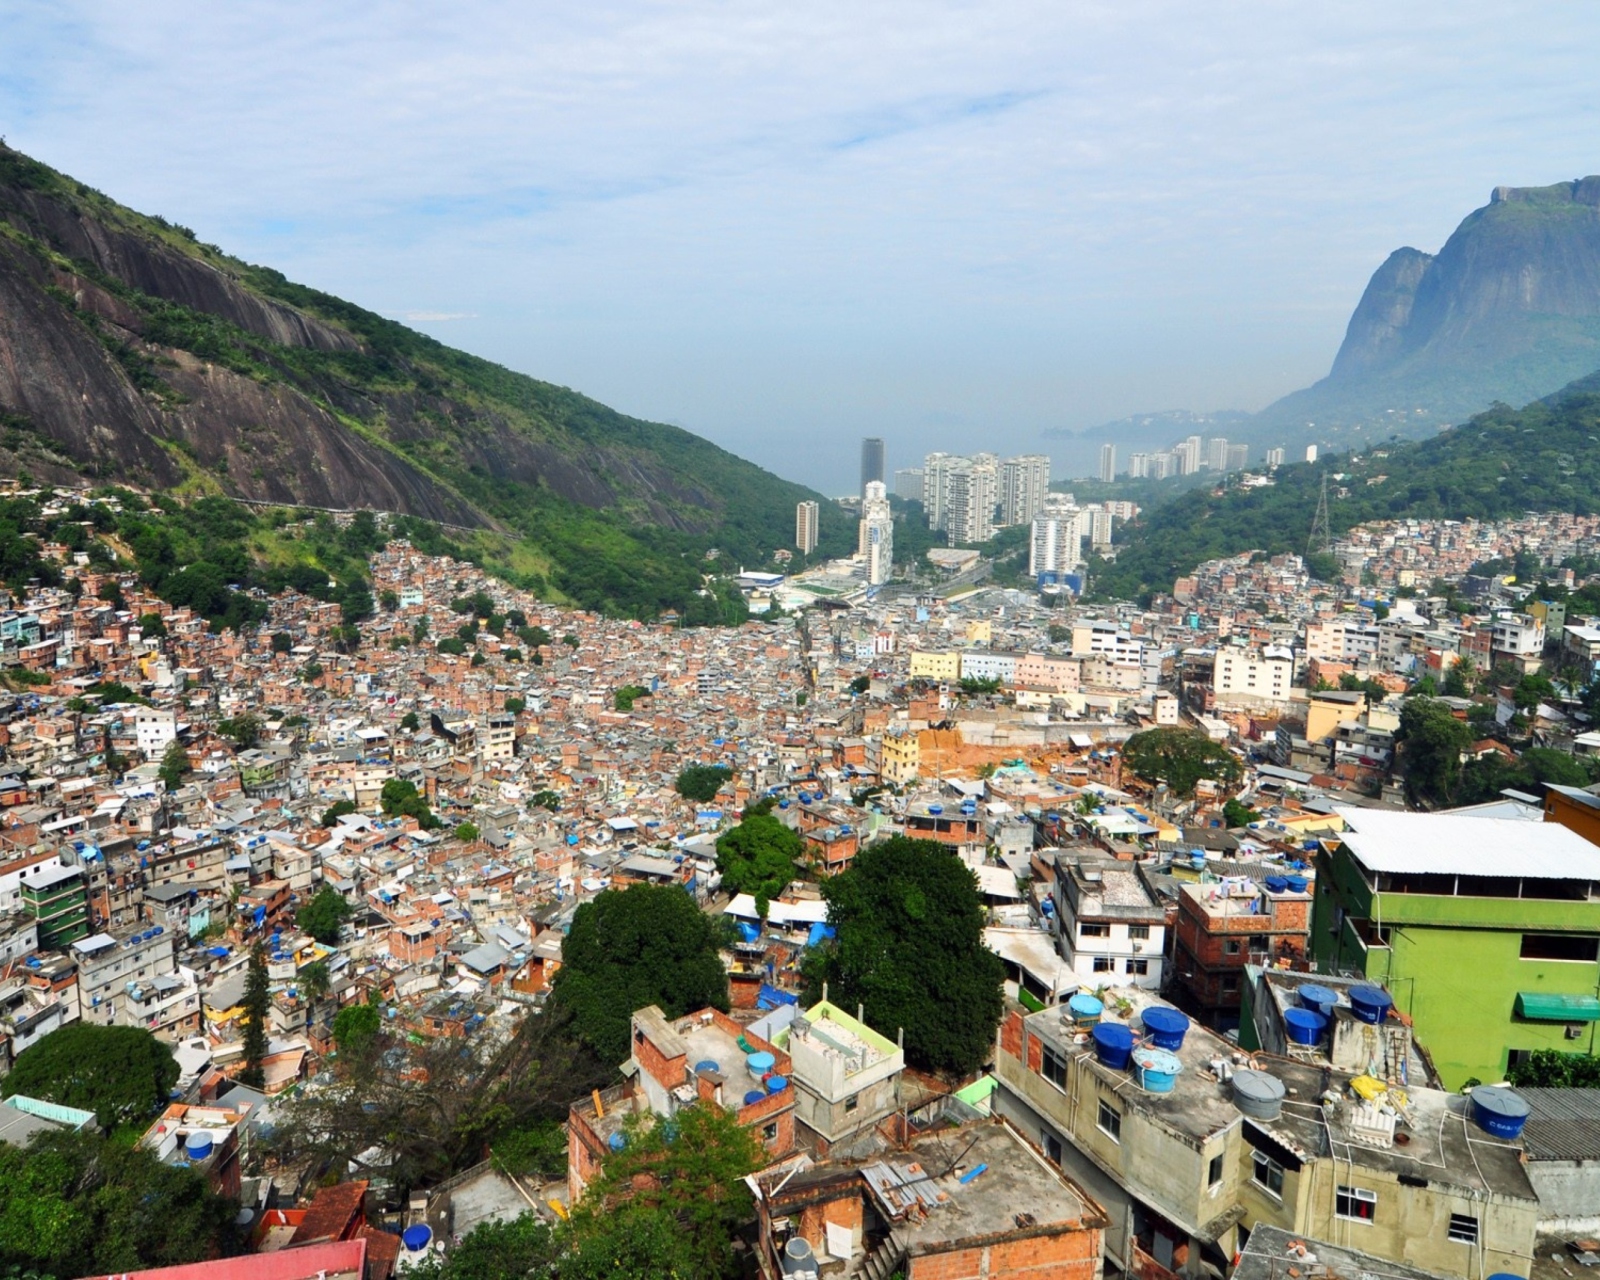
[530,789,561,812]
[217,712,263,750]
[1222,798,1260,828]
[503,695,526,713]
[381,777,440,829]
[240,945,269,1089]
[804,837,1004,1076]
[455,821,481,843]
[848,675,871,695]
[320,798,357,827]
[380,588,399,611]
[614,684,649,712]
[1513,671,1556,713]
[1442,656,1476,698]
[270,630,293,653]
[552,884,730,1065]
[297,885,352,945]
[1397,697,1474,807]
[139,611,167,638]
[300,959,331,1009]
[716,810,802,912]
[1122,728,1242,797]
[332,1001,382,1060]
[1506,1048,1600,1088]
[675,764,732,803]
[399,710,420,731]
[0,1129,238,1277]
[2,1023,177,1130]
[158,738,190,790]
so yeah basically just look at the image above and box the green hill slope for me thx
[1093,372,1600,601]
[0,144,851,617]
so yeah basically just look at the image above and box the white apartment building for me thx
[1490,612,1545,664]
[135,708,178,758]
[893,467,923,502]
[1303,621,1381,664]
[1098,443,1117,484]
[1029,506,1081,578]
[1055,859,1166,990]
[1089,509,1114,551]
[959,650,1019,684]
[1001,455,1052,526]
[1127,452,1149,479]
[1205,437,1229,471]
[857,480,894,585]
[72,929,182,1028]
[795,501,819,555]
[1213,644,1295,703]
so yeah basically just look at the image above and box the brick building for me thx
[1171,877,1312,1023]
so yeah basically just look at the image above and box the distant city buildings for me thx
[795,500,819,555]
[922,452,998,544]
[857,481,893,585]
[1098,442,1116,483]
[859,437,884,495]
[892,467,923,502]
[1000,454,1051,526]
[1029,500,1081,579]
[1305,444,1319,462]
[1265,447,1285,467]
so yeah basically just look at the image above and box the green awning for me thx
[1515,992,1600,1022]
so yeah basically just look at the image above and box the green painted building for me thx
[20,862,89,948]
[1313,806,1600,1089]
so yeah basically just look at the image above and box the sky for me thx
[4,2,1599,493]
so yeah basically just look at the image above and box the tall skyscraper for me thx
[795,500,819,555]
[1226,442,1249,472]
[858,480,894,585]
[1206,437,1230,471]
[922,452,955,529]
[1150,452,1175,480]
[1265,447,1286,467]
[944,457,998,544]
[1098,443,1117,483]
[1128,452,1150,479]
[860,437,885,494]
[1030,498,1083,578]
[1177,436,1203,475]
[1305,444,1319,463]
[1090,509,1115,550]
[1000,454,1052,526]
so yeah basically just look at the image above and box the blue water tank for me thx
[1284,1007,1327,1045]
[767,1075,788,1093]
[1297,985,1338,1019]
[746,1051,776,1080]
[1285,875,1309,894]
[1091,1022,1134,1070]
[1264,875,1289,893]
[1132,1047,1182,1093]
[184,1132,214,1162]
[402,1225,432,1252]
[928,804,943,815]
[1471,1086,1531,1139]
[694,1059,720,1076]
[1349,986,1394,1024]
[1066,994,1103,1024]
[744,1089,766,1106]
[1141,1006,1189,1051]
[608,1132,627,1152]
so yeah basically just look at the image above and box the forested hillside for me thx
[1093,372,1600,600]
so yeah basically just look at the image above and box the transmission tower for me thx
[1307,472,1332,557]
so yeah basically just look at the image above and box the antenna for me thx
[1307,472,1332,557]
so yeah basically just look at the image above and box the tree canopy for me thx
[552,884,730,1066]
[2,1023,177,1130]
[805,836,1004,1076]
[1397,696,1474,807]
[0,1129,238,1276]
[1121,727,1242,798]
[675,764,732,803]
[297,884,352,945]
[715,808,802,912]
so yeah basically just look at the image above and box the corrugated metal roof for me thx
[1518,1088,1600,1162]
[1334,806,1600,879]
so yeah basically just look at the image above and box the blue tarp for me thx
[738,921,761,943]
[806,922,837,948]
[757,984,799,1010]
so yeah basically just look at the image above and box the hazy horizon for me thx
[6,1,1600,493]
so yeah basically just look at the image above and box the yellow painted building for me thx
[880,731,920,786]
[908,650,961,681]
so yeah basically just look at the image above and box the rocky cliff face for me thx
[0,144,823,556]
[1253,177,1600,446]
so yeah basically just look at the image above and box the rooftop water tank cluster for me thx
[1348,986,1394,1025]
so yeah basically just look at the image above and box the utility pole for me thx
[1307,472,1332,557]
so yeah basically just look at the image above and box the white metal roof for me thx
[1334,806,1600,880]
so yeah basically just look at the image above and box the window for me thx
[1080,923,1110,938]
[1097,1099,1122,1142]
[1252,1151,1284,1196]
[1043,1131,1063,1165]
[1248,935,1268,952]
[1223,940,1242,956]
[1222,975,1240,995]
[1447,1214,1479,1245]
[762,1122,778,1141]
[1041,1044,1068,1088]
[1129,925,1151,941]
[1093,956,1116,973]
[845,1095,859,1113]
[1336,1185,1376,1223]
[1520,934,1600,962]
[1126,958,1149,975]
[1208,1154,1224,1186]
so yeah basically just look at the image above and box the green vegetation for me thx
[1,1023,177,1130]
[1093,377,1600,601]
[1396,697,1474,808]
[1506,1048,1600,1088]
[1222,798,1261,828]
[805,836,1004,1076]
[959,676,1003,695]
[158,739,190,790]
[455,821,481,842]
[614,683,650,712]
[675,763,732,803]
[1122,728,1242,798]
[333,1001,382,1058]
[552,884,730,1066]
[297,884,352,945]
[320,797,357,827]
[381,777,440,829]
[716,804,803,913]
[0,1129,239,1277]
[240,945,269,1090]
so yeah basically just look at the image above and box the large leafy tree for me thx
[715,806,802,912]
[2,1023,177,1130]
[552,884,730,1066]
[240,945,270,1089]
[1121,727,1242,798]
[297,884,352,945]
[675,764,732,803]
[805,836,1004,1076]
[0,1129,238,1276]
[1397,696,1474,807]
